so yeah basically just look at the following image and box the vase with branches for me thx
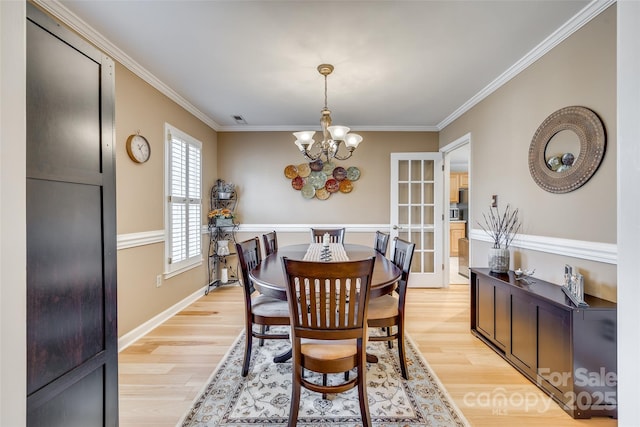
[478,204,521,272]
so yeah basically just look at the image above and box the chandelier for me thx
[293,64,363,163]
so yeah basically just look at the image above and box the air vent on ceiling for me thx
[232,115,247,125]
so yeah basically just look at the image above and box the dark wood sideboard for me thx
[470,268,617,419]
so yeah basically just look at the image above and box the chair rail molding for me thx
[237,224,391,233]
[117,230,164,250]
[470,228,617,264]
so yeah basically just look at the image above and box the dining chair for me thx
[367,237,415,379]
[236,237,290,377]
[310,227,345,244]
[281,256,376,427]
[373,230,390,256]
[261,230,278,257]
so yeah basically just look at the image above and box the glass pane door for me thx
[390,153,444,287]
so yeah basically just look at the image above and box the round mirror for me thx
[528,106,606,193]
[544,129,580,172]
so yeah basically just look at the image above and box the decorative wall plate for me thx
[528,106,606,193]
[339,179,353,193]
[309,159,324,171]
[297,163,311,177]
[316,188,330,200]
[291,176,304,190]
[325,178,339,193]
[346,166,361,181]
[308,171,327,189]
[284,165,298,179]
[301,184,315,199]
[284,161,361,199]
[322,161,335,174]
[333,166,347,181]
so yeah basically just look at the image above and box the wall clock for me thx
[126,133,151,163]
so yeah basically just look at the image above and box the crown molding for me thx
[35,0,614,134]
[437,0,616,130]
[218,125,440,132]
[32,0,221,132]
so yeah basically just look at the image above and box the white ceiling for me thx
[46,0,604,132]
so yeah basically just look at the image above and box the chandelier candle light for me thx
[294,64,363,162]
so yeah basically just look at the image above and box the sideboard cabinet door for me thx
[509,293,537,373]
[537,302,572,396]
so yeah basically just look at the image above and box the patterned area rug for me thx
[180,327,469,426]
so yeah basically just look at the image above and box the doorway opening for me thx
[441,134,471,286]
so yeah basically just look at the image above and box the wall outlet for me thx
[156,274,162,287]
[491,194,498,208]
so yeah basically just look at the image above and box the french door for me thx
[390,153,444,287]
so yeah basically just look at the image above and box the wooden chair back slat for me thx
[282,257,375,338]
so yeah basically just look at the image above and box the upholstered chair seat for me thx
[251,294,290,318]
[367,294,399,319]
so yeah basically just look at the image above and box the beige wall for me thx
[111,3,618,336]
[114,63,218,335]
[217,131,438,225]
[440,5,617,301]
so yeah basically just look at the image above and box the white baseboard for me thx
[117,285,208,352]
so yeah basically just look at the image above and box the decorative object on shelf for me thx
[293,64,363,163]
[283,161,361,200]
[514,268,536,285]
[217,240,230,256]
[125,131,151,163]
[220,268,229,284]
[529,106,606,194]
[562,265,588,307]
[217,181,235,199]
[477,204,521,273]
[208,208,235,226]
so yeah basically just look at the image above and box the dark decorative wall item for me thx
[284,160,360,200]
[528,106,606,193]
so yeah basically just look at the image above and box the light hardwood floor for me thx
[118,284,617,426]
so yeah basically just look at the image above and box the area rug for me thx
[180,327,469,426]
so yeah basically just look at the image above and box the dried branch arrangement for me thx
[478,204,521,249]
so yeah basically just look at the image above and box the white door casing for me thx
[390,152,444,287]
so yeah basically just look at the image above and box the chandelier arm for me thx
[332,149,354,161]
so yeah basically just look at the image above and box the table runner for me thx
[303,243,349,261]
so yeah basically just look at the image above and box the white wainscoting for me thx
[469,228,617,265]
[116,225,617,349]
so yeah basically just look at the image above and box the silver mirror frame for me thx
[528,106,606,194]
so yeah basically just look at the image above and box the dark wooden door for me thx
[26,4,118,426]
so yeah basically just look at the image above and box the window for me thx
[165,123,202,275]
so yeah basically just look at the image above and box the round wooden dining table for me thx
[249,243,402,301]
[249,243,402,364]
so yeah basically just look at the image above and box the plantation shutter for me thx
[167,126,202,271]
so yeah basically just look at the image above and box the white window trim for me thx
[164,123,203,275]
